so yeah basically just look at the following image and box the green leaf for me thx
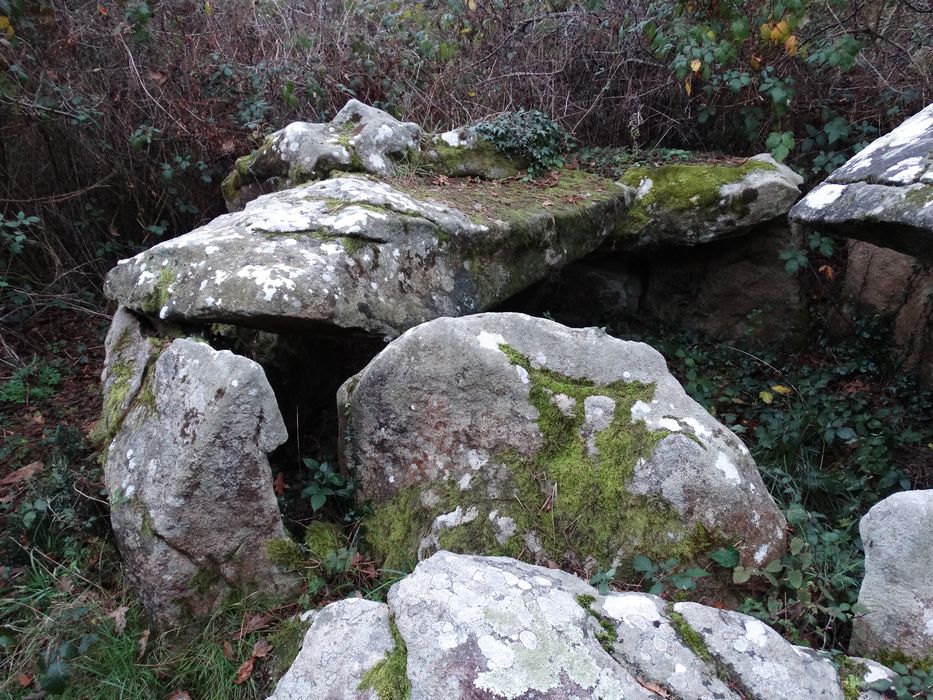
[786,569,803,589]
[631,555,655,573]
[310,492,327,511]
[709,547,740,568]
[732,566,752,584]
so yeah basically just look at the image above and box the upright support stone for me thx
[101,330,301,629]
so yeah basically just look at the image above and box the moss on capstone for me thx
[834,656,869,700]
[364,342,718,579]
[616,159,774,239]
[358,616,411,700]
[425,136,524,180]
[138,267,176,317]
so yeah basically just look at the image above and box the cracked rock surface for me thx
[102,325,300,629]
[790,102,933,262]
[270,551,891,700]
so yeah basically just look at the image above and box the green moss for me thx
[668,609,712,664]
[576,595,618,651]
[834,656,869,700]
[266,538,305,570]
[616,159,773,238]
[220,170,240,204]
[365,342,717,578]
[358,617,411,700]
[92,361,134,444]
[304,522,342,562]
[425,137,524,180]
[139,267,176,317]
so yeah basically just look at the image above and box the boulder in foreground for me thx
[339,312,787,573]
[270,551,893,699]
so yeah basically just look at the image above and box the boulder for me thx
[611,154,803,249]
[851,489,933,658]
[222,100,422,210]
[839,241,933,383]
[102,332,301,629]
[271,551,891,699]
[105,172,626,338]
[790,103,933,263]
[339,312,786,573]
[641,222,809,347]
[422,127,526,179]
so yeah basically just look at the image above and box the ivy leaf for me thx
[732,566,753,584]
[709,547,740,568]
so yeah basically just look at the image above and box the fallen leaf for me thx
[251,637,273,658]
[167,690,193,700]
[221,140,236,153]
[272,472,286,496]
[0,461,43,486]
[235,612,271,639]
[146,69,169,86]
[137,629,150,660]
[690,59,702,73]
[540,199,553,207]
[108,605,130,635]
[222,640,235,660]
[55,576,75,594]
[233,657,255,685]
[818,264,834,280]
[16,673,32,687]
[770,385,793,396]
[759,390,774,405]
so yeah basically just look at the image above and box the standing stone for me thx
[103,337,301,629]
[851,490,933,658]
[839,241,933,383]
[340,312,786,573]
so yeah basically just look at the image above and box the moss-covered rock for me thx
[611,154,803,249]
[341,313,786,581]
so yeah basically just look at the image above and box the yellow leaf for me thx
[0,15,12,37]
[784,34,798,56]
[771,385,793,395]
[759,391,774,405]
[684,76,692,96]
[467,0,477,9]
[690,59,702,73]
[204,1,212,15]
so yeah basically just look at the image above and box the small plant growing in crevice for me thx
[576,594,619,652]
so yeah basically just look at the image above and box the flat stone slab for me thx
[105,172,625,337]
[790,103,933,262]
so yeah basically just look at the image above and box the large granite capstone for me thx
[105,172,626,337]
[790,103,933,262]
